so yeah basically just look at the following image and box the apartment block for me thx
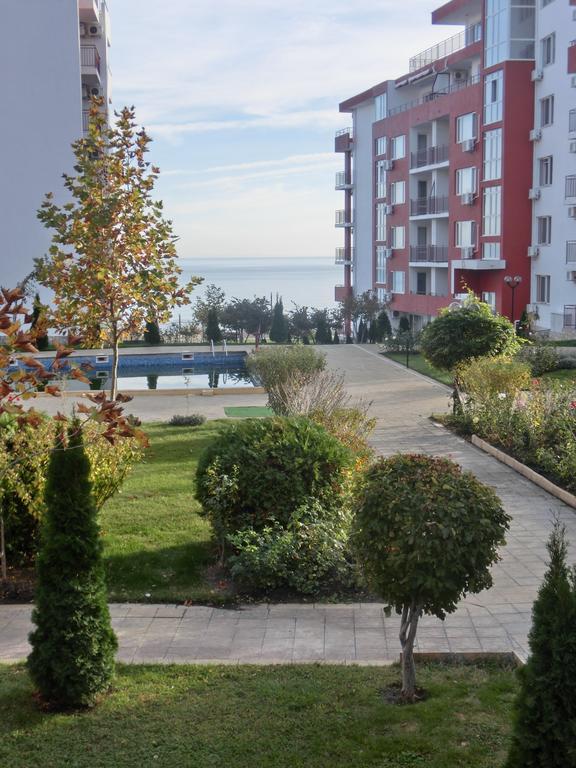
[0,0,111,290]
[336,0,540,330]
[528,0,576,333]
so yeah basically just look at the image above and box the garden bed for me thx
[0,661,517,768]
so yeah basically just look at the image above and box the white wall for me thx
[352,101,375,295]
[530,0,576,333]
[0,0,82,290]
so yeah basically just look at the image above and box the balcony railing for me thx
[81,45,101,72]
[335,127,353,139]
[388,73,481,118]
[82,110,90,133]
[409,22,482,72]
[335,247,354,264]
[409,290,448,297]
[410,144,449,169]
[567,241,576,263]
[335,210,352,227]
[564,305,576,328]
[566,175,576,199]
[409,245,449,263]
[335,171,352,189]
[410,196,449,216]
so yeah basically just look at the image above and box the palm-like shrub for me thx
[28,425,117,709]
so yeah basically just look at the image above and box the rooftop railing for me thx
[388,73,481,117]
[409,22,482,72]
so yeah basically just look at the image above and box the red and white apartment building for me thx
[335,0,576,334]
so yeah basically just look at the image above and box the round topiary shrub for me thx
[195,416,353,546]
[352,453,509,700]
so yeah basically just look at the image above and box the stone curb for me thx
[471,435,576,511]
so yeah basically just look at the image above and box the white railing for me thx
[335,247,354,264]
[409,22,482,72]
[335,127,353,139]
[335,210,352,226]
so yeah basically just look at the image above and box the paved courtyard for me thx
[2,345,575,664]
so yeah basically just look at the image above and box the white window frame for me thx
[455,167,477,195]
[540,95,554,127]
[456,113,477,143]
[541,33,555,66]
[537,215,552,245]
[535,274,551,303]
[375,137,387,156]
[482,291,497,311]
[482,242,501,260]
[375,94,388,121]
[390,135,406,160]
[376,246,387,284]
[390,181,405,205]
[391,271,405,294]
[483,128,502,181]
[376,161,387,199]
[390,226,405,249]
[483,185,502,236]
[455,220,477,248]
[376,203,387,242]
[484,71,503,125]
[539,156,553,186]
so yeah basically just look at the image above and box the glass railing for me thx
[409,23,482,72]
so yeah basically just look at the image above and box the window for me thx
[455,167,477,195]
[537,215,552,245]
[484,71,503,124]
[391,271,405,294]
[376,203,387,241]
[376,161,387,198]
[391,226,405,249]
[375,137,387,156]
[570,110,576,133]
[455,221,477,247]
[391,135,406,160]
[377,287,388,303]
[540,95,554,126]
[536,274,551,303]
[483,128,502,180]
[482,291,497,311]
[485,0,508,66]
[456,113,477,142]
[541,0,554,6]
[567,241,576,264]
[483,242,501,260]
[541,33,555,65]
[566,175,576,199]
[390,181,405,204]
[483,185,502,236]
[375,93,387,121]
[376,246,387,283]
[539,156,553,186]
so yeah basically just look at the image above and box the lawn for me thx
[542,367,576,383]
[101,422,225,604]
[384,353,453,386]
[0,662,517,768]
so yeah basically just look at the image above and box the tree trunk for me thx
[110,332,120,400]
[399,602,422,700]
[0,508,6,583]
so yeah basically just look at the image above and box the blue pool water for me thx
[30,351,256,391]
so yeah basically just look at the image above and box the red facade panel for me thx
[568,43,576,75]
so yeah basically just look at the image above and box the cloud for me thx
[163,152,338,177]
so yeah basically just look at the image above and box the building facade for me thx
[0,0,111,291]
[335,0,576,333]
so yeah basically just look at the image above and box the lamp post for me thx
[504,275,522,328]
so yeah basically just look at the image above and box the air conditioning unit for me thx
[383,159,395,171]
[569,206,576,219]
[528,188,541,200]
[531,69,544,82]
[461,138,476,152]
[452,70,467,82]
[527,245,540,257]
[88,24,102,37]
[460,192,475,205]
[79,22,87,37]
[569,271,576,281]
[460,246,475,259]
[89,86,102,97]
[570,141,576,154]
[383,204,394,215]
[529,128,542,141]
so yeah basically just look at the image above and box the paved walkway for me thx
[2,346,575,664]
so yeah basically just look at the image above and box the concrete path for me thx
[2,345,575,665]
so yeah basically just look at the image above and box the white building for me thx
[529,0,576,335]
[0,0,111,291]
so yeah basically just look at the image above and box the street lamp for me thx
[504,275,522,327]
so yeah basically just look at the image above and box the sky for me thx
[109,0,457,261]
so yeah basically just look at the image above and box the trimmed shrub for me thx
[517,341,559,376]
[169,414,207,427]
[247,346,326,414]
[506,521,576,767]
[205,308,222,344]
[143,320,161,345]
[456,356,531,403]
[352,453,509,700]
[28,425,117,709]
[195,416,353,550]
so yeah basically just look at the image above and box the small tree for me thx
[398,316,411,333]
[506,521,576,767]
[353,454,509,701]
[205,308,222,344]
[143,320,161,345]
[31,293,49,351]
[28,424,117,708]
[36,101,200,399]
[314,312,332,344]
[333,329,340,344]
[376,310,392,341]
[269,299,289,343]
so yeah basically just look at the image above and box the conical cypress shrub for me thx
[505,521,576,767]
[28,424,117,709]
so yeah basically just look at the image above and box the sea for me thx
[175,256,341,322]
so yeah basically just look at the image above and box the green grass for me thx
[223,406,273,418]
[101,422,224,604]
[384,353,453,386]
[0,663,517,768]
[542,368,576,382]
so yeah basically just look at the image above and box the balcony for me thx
[335,285,350,302]
[565,175,576,200]
[335,247,353,265]
[335,210,352,228]
[409,22,482,72]
[410,196,449,217]
[388,73,481,118]
[335,171,352,190]
[410,144,449,170]
[409,245,449,263]
[564,305,576,329]
[335,127,353,153]
[81,45,101,83]
[409,290,448,297]
[569,40,576,75]
[567,241,576,264]
[82,110,90,134]
[79,0,101,22]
